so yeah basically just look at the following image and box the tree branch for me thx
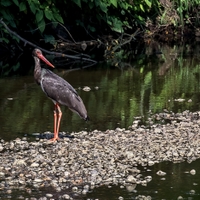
[0,19,97,64]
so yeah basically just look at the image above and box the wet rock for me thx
[126,184,136,192]
[145,176,152,182]
[126,175,136,184]
[177,196,184,200]
[189,189,195,195]
[175,98,185,102]
[190,169,196,175]
[148,161,155,166]
[82,86,91,91]
[156,170,166,176]
[135,195,152,200]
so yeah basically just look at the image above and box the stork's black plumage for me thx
[32,48,89,141]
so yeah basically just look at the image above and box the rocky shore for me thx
[0,110,200,199]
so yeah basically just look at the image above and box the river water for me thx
[1,43,200,199]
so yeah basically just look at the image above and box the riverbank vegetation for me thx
[1,0,200,41]
[1,0,200,74]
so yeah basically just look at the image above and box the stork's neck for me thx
[34,56,42,84]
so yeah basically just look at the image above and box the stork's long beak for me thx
[37,53,55,68]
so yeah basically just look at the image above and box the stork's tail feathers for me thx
[85,116,89,121]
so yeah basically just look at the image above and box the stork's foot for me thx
[50,136,60,142]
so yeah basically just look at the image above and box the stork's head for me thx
[32,48,55,68]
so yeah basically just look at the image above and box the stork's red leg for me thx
[53,110,57,137]
[50,103,62,141]
[56,104,62,137]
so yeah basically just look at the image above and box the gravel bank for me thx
[0,110,200,199]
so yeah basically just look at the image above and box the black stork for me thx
[32,48,89,141]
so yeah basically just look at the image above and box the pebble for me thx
[190,169,196,175]
[72,186,78,192]
[46,194,53,198]
[189,189,195,195]
[156,170,166,176]
[126,184,136,192]
[62,194,71,199]
[82,86,91,91]
[126,175,136,184]
[30,162,40,167]
[177,196,183,200]
[148,161,155,166]
[82,189,88,195]
[0,110,200,199]
[33,178,43,183]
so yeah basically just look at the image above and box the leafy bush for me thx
[0,0,63,45]
[0,0,160,44]
[1,0,200,47]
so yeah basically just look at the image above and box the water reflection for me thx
[1,45,200,140]
[86,160,200,199]
[1,44,200,199]
[0,66,142,140]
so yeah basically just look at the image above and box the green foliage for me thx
[0,0,63,43]
[1,0,200,48]
[44,34,56,45]
[73,0,159,33]
[0,0,63,30]
[175,0,200,26]
[158,0,200,27]
[0,0,159,44]
[0,62,20,76]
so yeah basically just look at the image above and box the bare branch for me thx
[0,19,97,64]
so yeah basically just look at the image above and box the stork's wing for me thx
[40,69,88,119]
